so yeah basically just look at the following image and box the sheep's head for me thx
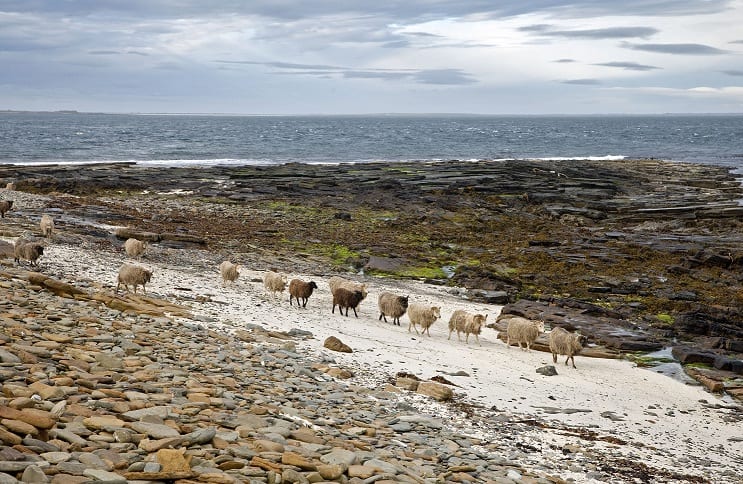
[309,281,318,289]
[400,295,409,309]
[431,306,441,319]
[472,314,487,330]
[536,320,546,333]
[577,333,588,346]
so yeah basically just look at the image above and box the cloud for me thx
[561,78,601,85]
[594,61,660,71]
[553,58,577,63]
[525,26,658,39]
[215,60,475,85]
[622,42,728,55]
[721,69,743,76]
[606,85,743,102]
[414,69,477,85]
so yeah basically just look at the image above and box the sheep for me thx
[5,183,15,191]
[332,287,365,317]
[116,263,152,295]
[328,276,368,299]
[0,200,13,218]
[219,261,240,285]
[407,303,441,336]
[14,241,44,267]
[448,309,488,345]
[505,316,546,352]
[262,271,287,298]
[549,326,588,369]
[289,278,318,307]
[378,292,409,325]
[40,214,54,238]
[124,238,147,260]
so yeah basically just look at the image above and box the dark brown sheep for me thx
[289,279,318,307]
[0,200,13,218]
[332,287,365,317]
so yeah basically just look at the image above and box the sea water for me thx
[1,112,742,171]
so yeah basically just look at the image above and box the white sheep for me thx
[505,316,545,352]
[407,303,441,336]
[448,309,488,346]
[40,214,54,238]
[549,326,588,369]
[14,240,44,267]
[378,292,409,325]
[328,276,367,299]
[219,261,240,285]
[124,238,147,260]
[262,271,287,298]
[116,263,153,295]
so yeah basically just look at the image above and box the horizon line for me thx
[2,109,743,117]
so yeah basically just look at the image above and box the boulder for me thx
[323,336,352,353]
[416,381,453,401]
[672,346,717,365]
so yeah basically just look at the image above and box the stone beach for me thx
[0,160,742,483]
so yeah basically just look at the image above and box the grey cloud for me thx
[414,69,477,85]
[519,24,553,32]
[561,78,601,85]
[594,61,660,71]
[721,69,743,76]
[730,40,743,44]
[623,42,728,55]
[1,1,733,24]
[381,40,411,49]
[344,71,410,80]
[218,59,474,85]
[541,26,658,39]
[554,58,576,63]
[89,50,121,55]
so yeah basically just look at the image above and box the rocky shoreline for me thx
[2,160,742,361]
[0,159,742,482]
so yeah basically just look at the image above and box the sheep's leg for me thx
[289,295,293,306]
[352,307,358,318]
[332,304,336,314]
[567,356,576,369]
[448,330,453,340]
[552,353,558,363]
[379,313,387,323]
[302,298,308,308]
[475,334,481,346]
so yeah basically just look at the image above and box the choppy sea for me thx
[1,112,742,173]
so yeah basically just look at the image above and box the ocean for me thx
[1,112,742,172]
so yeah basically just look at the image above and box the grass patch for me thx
[626,354,675,368]
[656,313,674,325]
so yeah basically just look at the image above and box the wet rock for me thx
[536,365,558,376]
[672,346,718,365]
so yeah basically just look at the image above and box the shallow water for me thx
[641,347,700,385]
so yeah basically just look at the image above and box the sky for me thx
[1,1,742,115]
